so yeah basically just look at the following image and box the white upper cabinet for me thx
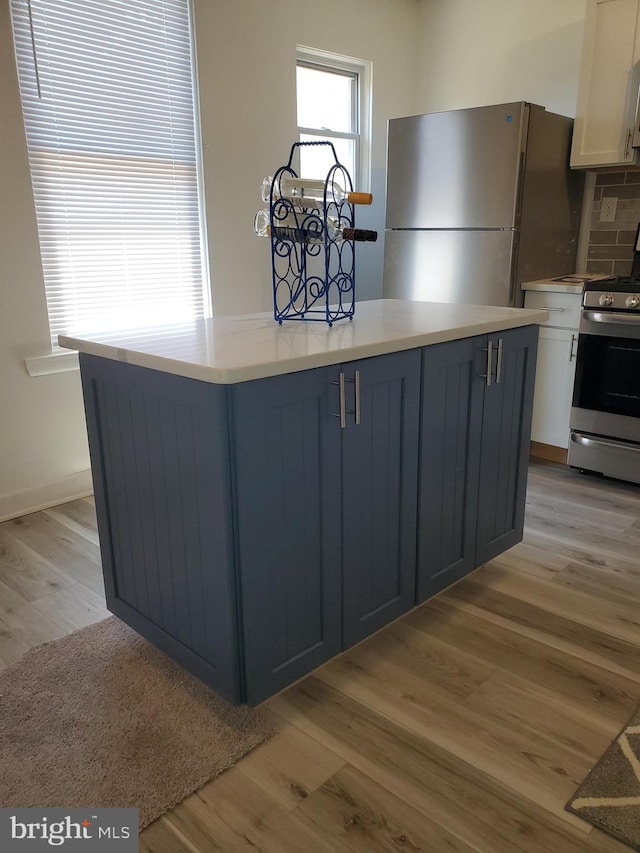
[571,0,640,168]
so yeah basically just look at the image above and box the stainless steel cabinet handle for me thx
[329,373,346,428]
[569,333,577,362]
[479,341,493,386]
[496,338,503,384]
[354,370,361,425]
[540,306,565,311]
[343,372,361,425]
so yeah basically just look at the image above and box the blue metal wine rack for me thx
[268,141,355,326]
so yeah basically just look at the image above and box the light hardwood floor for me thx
[1,460,639,852]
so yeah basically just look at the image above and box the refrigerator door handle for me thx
[507,229,520,307]
[630,62,640,148]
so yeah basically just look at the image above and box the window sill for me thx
[25,348,79,377]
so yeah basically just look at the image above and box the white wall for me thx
[0,3,92,520]
[194,0,420,316]
[415,0,587,118]
[0,0,420,517]
[0,0,592,518]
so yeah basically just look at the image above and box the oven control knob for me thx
[625,294,640,308]
[599,293,614,307]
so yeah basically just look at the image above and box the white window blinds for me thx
[10,0,209,347]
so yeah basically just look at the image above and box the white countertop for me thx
[59,299,548,384]
[521,275,609,295]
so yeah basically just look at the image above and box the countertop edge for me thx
[59,308,548,384]
[521,281,583,294]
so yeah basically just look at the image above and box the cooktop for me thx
[582,276,640,311]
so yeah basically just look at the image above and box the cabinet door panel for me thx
[341,349,420,647]
[475,325,538,565]
[571,0,640,167]
[234,368,341,704]
[530,327,577,448]
[417,337,484,602]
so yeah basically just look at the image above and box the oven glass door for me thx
[573,331,640,418]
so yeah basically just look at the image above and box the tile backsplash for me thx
[587,171,640,276]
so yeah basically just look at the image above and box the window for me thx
[10,0,209,349]
[296,47,371,191]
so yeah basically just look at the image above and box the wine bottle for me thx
[331,226,378,243]
[254,208,326,242]
[254,209,377,244]
[261,175,372,206]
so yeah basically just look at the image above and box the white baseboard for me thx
[0,470,94,522]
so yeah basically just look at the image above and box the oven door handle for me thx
[582,310,640,325]
[571,432,640,454]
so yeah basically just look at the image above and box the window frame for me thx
[296,46,372,193]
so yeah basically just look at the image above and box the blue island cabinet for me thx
[417,325,538,602]
[78,324,536,706]
[80,348,421,705]
[233,349,420,704]
[80,355,243,702]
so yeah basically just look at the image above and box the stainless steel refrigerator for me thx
[383,102,584,307]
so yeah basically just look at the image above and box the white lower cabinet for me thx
[530,327,577,448]
[524,286,581,450]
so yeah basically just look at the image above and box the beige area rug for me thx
[566,706,640,850]
[0,616,275,828]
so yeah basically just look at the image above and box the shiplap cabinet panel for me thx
[417,337,483,602]
[79,327,537,705]
[235,350,420,702]
[80,354,242,703]
[475,326,538,564]
[418,325,538,599]
[233,367,342,705]
[341,350,420,648]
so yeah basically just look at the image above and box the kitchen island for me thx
[60,299,546,705]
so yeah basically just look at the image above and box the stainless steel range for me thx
[569,276,640,485]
